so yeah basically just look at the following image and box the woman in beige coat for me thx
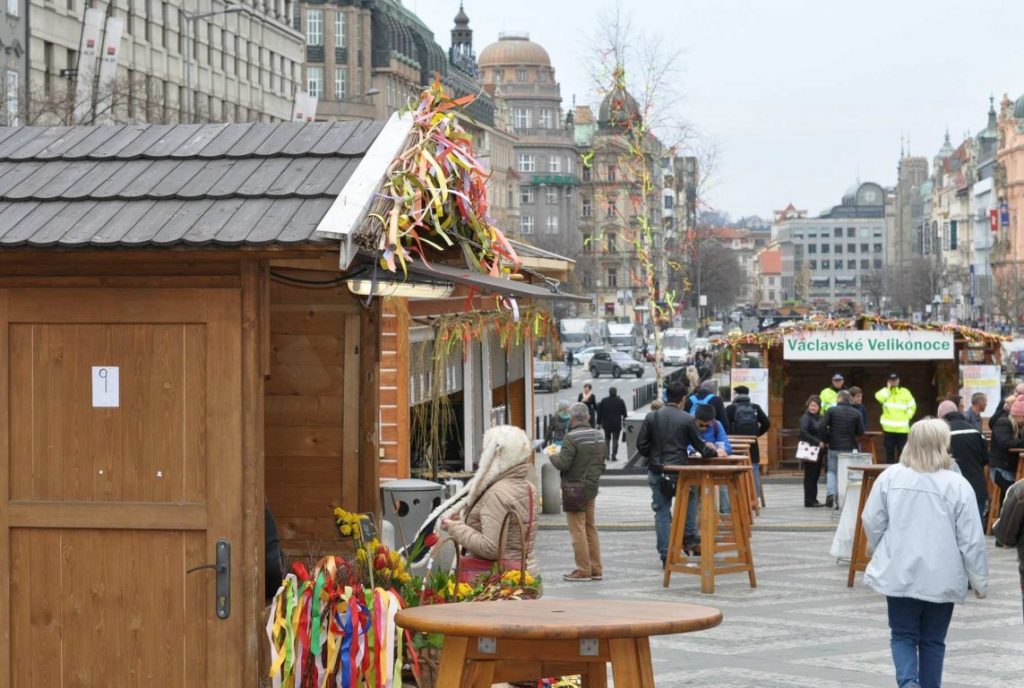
[441,425,539,576]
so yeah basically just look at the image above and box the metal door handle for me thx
[187,539,231,619]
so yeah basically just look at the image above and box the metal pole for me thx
[184,14,193,124]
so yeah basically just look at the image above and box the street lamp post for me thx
[182,5,248,124]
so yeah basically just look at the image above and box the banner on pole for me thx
[94,17,125,125]
[72,8,105,124]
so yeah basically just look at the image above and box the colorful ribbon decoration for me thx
[267,558,416,688]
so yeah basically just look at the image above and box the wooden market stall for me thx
[0,120,396,686]
[718,316,1006,471]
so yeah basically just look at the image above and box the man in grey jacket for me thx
[637,381,716,565]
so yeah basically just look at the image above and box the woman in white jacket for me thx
[861,418,988,688]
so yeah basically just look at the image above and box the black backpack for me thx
[732,401,759,436]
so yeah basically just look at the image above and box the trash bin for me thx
[380,479,445,546]
[837,451,873,511]
[623,414,646,466]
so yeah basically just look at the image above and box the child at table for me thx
[689,405,732,513]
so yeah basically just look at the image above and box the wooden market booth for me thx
[720,317,1006,471]
[0,119,413,686]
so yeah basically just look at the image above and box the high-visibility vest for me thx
[875,386,917,434]
[820,386,840,413]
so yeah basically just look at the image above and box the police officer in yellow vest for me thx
[820,373,845,413]
[875,372,917,463]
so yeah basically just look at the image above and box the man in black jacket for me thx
[819,389,865,508]
[637,381,716,565]
[726,385,771,498]
[993,478,1024,623]
[596,387,629,463]
[938,400,989,522]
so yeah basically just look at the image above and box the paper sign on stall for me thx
[730,368,769,410]
[959,365,1001,418]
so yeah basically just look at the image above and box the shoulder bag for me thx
[458,488,535,584]
[796,441,821,462]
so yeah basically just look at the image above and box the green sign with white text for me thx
[782,330,954,360]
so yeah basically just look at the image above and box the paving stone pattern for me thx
[535,483,1024,687]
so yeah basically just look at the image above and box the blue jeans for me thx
[648,471,700,560]
[886,596,954,688]
[827,450,840,498]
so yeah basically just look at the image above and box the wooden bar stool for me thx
[687,455,753,544]
[985,466,1000,535]
[663,465,756,594]
[860,432,884,464]
[727,437,760,515]
[847,464,889,587]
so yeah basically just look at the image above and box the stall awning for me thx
[350,253,591,303]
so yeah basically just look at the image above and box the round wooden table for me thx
[396,598,722,687]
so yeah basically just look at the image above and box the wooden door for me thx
[0,288,243,687]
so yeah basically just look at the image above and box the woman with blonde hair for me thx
[862,418,988,688]
[686,365,700,393]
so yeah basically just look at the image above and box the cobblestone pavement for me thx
[533,482,1024,687]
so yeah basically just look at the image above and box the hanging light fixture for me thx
[343,264,454,299]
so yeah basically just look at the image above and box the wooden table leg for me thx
[468,659,495,688]
[663,477,690,587]
[586,660,609,688]
[847,474,874,587]
[436,636,471,687]
[700,474,717,594]
[609,637,653,688]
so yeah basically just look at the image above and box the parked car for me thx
[533,360,572,392]
[707,320,725,335]
[573,345,608,368]
[589,351,645,378]
[691,337,710,353]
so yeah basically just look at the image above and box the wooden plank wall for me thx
[265,275,362,551]
[378,300,410,480]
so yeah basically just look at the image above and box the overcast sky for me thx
[410,0,1024,219]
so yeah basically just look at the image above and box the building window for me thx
[582,167,591,181]
[519,185,534,204]
[7,0,18,17]
[607,232,617,252]
[517,68,528,81]
[521,215,534,234]
[606,202,615,218]
[517,154,535,172]
[807,244,817,254]
[335,10,347,48]
[847,259,856,269]
[664,195,674,209]
[539,109,552,128]
[809,260,817,270]
[546,216,558,233]
[608,268,618,288]
[514,107,530,129]
[306,9,324,46]
[607,165,617,181]
[822,259,830,270]
[860,243,868,253]
[306,66,323,98]
[861,259,869,269]
[493,69,503,82]
[549,156,561,173]
[5,70,18,126]
[581,197,592,217]
[873,230,883,238]
[582,234,592,252]
[820,244,829,254]
[873,243,882,253]
[334,68,347,99]
[545,187,558,204]
[835,244,843,254]
[834,227,843,237]
[846,243,855,253]
[874,259,882,269]
[846,227,855,237]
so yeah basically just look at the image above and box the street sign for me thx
[699,294,707,307]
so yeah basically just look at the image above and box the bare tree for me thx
[861,269,886,313]
[993,264,1024,330]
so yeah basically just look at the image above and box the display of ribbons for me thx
[267,558,414,688]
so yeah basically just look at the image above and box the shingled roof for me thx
[0,120,384,248]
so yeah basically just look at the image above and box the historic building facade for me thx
[772,183,889,307]
[0,0,27,125]
[478,32,576,255]
[27,0,303,124]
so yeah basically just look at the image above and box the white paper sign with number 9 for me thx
[92,366,120,408]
